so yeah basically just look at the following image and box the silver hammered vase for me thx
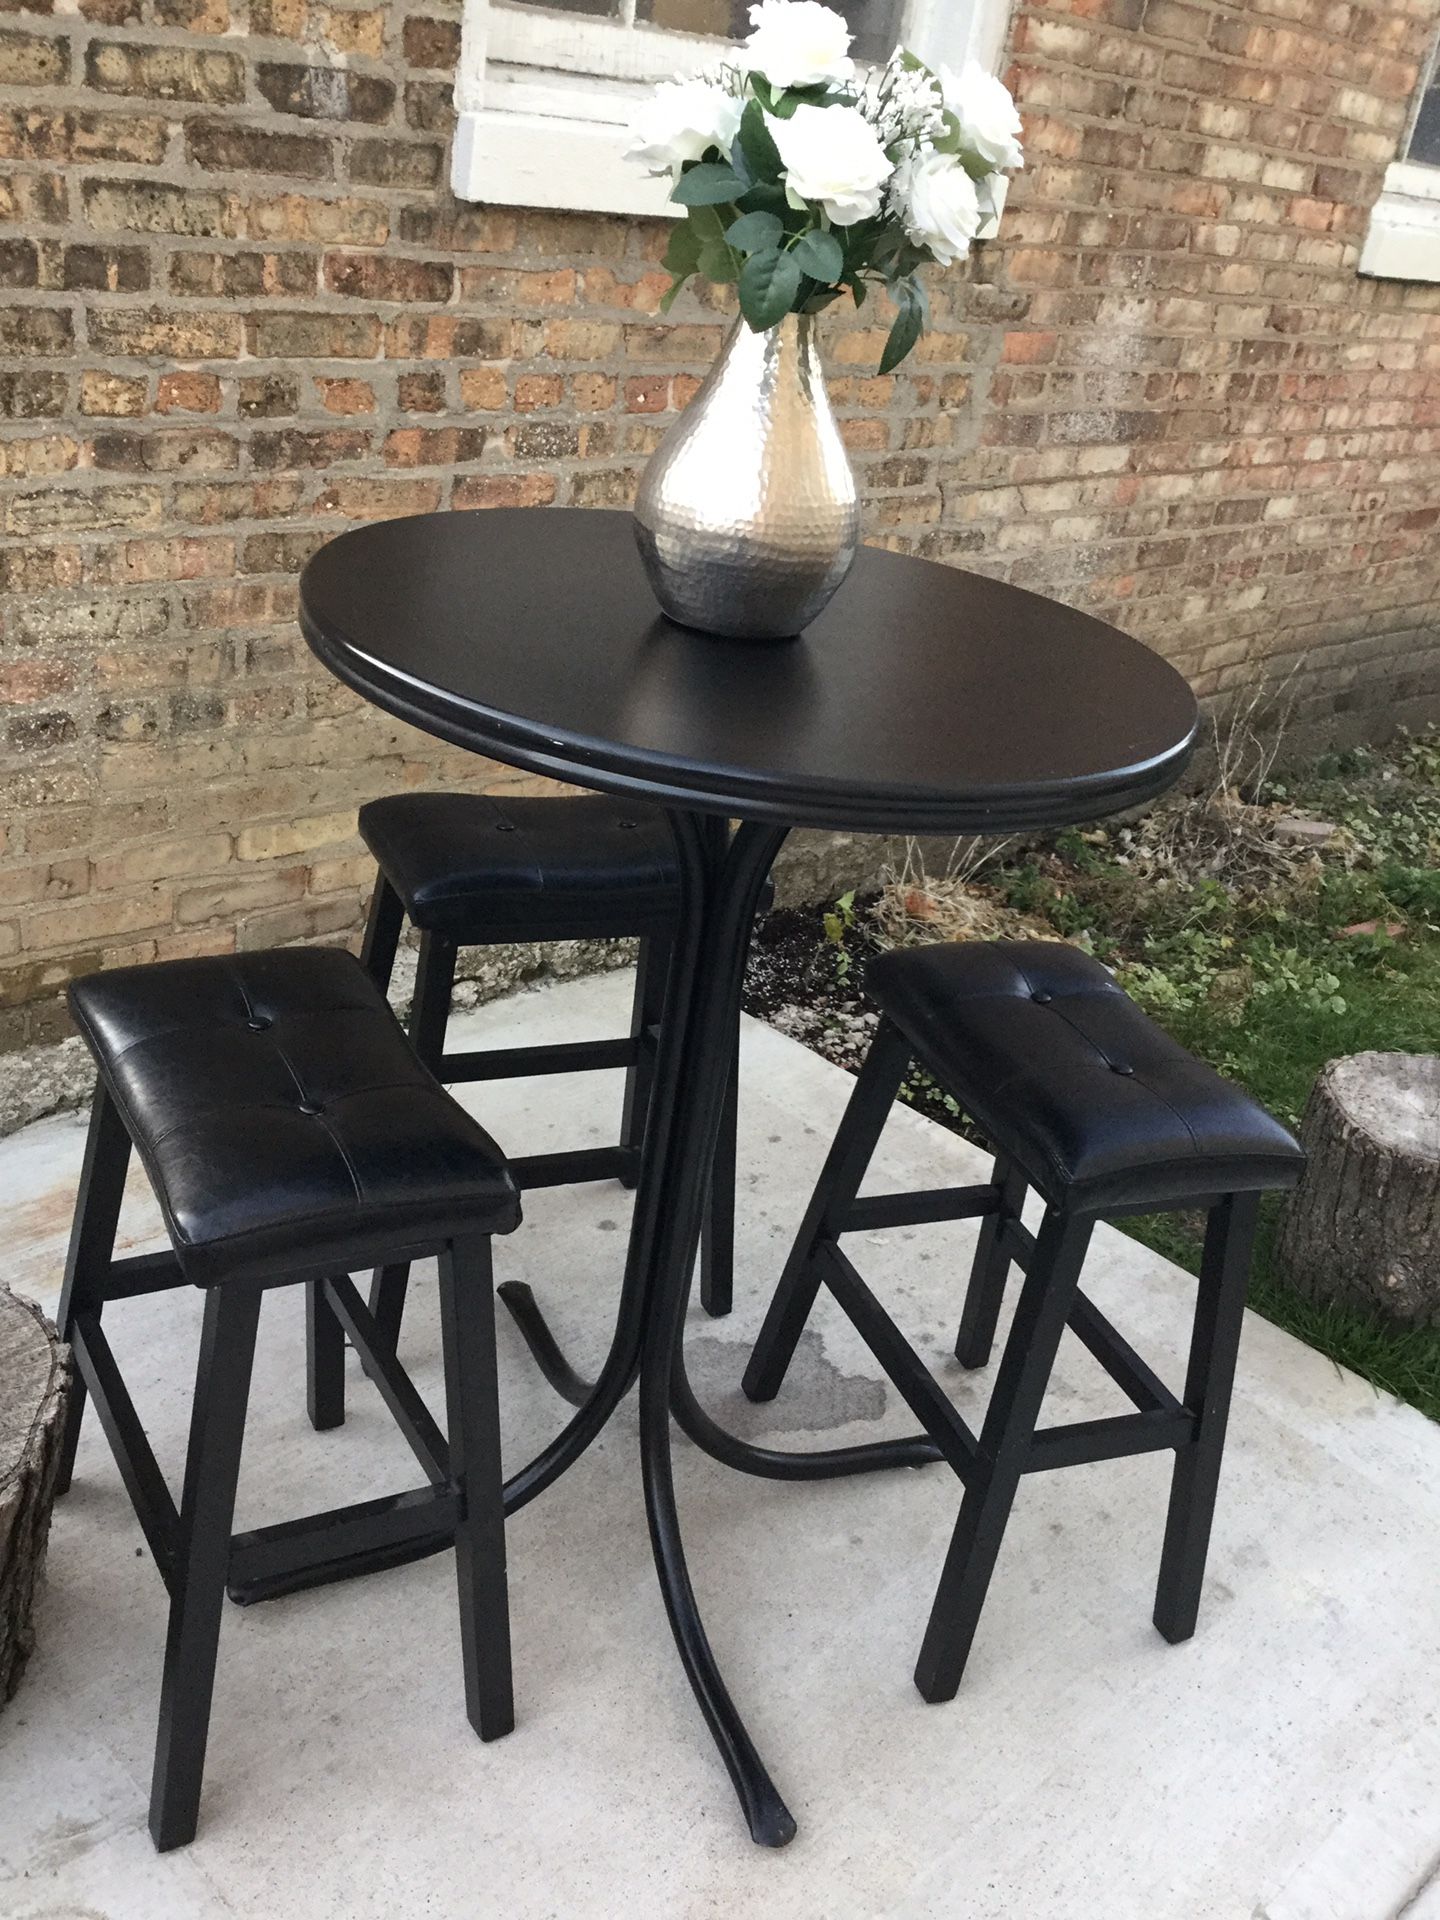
[633,312,859,640]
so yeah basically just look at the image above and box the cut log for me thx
[0,1288,70,1705]
[1277,1052,1440,1327]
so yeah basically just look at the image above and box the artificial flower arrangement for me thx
[626,0,1025,374]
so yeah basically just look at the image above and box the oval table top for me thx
[300,508,1198,836]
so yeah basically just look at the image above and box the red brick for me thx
[453,474,557,510]
[382,426,486,467]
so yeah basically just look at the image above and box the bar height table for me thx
[300,506,1199,1848]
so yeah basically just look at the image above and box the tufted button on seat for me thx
[357,791,682,940]
[865,939,1304,1212]
[68,947,521,1288]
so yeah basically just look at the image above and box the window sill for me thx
[1359,160,1440,283]
[452,108,673,217]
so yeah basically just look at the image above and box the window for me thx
[1408,45,1440,168]
[1360,32,1440,283]
[452,0,1014,213]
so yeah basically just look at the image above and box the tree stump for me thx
[0,1288,69,1705]
[1277,1053,1440,1326]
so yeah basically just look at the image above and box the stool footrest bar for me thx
[842,1185,999,1233]
[104,1250,187,1301]
[817,1243,978,1480]
[442,1036,640,1082]
[512,1145,636,1189]
[227,1484,459,1604]
[1027,1408,1196,1473]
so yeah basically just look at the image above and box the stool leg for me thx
[369,931,457,1352]
[359,871,404,992]
[619,932,670,1189]
[438,1234,513,1742]
[742,1019,911,1403]
[954,1157,1028,1370]
[150,1283,262,1852]
[914,1209,1093,1705]
[1153,1191,1260,1646]
[699,1034,740,1319]
[55,1083,132,1495]
[305,1278,345,1431]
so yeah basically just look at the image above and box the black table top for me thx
[300,508,1198,835]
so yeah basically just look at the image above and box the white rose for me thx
[625,76,744,177]
[894,149,981,266]
[744,0,854,90]
[940,62,1024,172]
[770,103,892,227]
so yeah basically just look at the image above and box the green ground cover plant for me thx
[765,728,1440,1420]
[989,729,1440,1420]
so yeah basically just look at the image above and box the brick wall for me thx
[1,0,1439,1059]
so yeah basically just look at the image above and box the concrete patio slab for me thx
[1,970,1437,1920]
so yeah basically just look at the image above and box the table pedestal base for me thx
[232,814,942,1848]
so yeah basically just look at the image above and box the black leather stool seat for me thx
[867,940,1304,1212]
[358,791,681,939]
[68,948,520,1287]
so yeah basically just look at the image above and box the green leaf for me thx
[878,279,925,374]
[738,246,802,331]
[737,180,788,214]
[737,97,783,184]
[845,271,868,308]
[658,272,690,313]
[697,237,741,283]
[672,162,746,206]
[791,227,844,284]
[662,220,702,276]
[869,227,904,268]
[727,209,785,254]
[932,107,964,156]
[767,88,800,119]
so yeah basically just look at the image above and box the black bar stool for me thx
[743,940,1304,1704]
[357,791,751,1364]
[56,948,522,1851]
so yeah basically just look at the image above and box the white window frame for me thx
[452,0,1015,214]
[1360,160,1440,284]
[1360,36,1440,283]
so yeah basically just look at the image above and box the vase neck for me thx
[717,310,822,394]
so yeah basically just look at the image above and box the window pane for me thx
[634,0,903,63]
[1409,81,1440,167]
[507,0,619,15]
[831,0,904,63]
[635,0,739,31]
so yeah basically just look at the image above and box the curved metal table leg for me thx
[496,1281,593,1408]
[251,808,933,1847]
[635,812,797,1848]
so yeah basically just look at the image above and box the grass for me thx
[868,727,1440,1421]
